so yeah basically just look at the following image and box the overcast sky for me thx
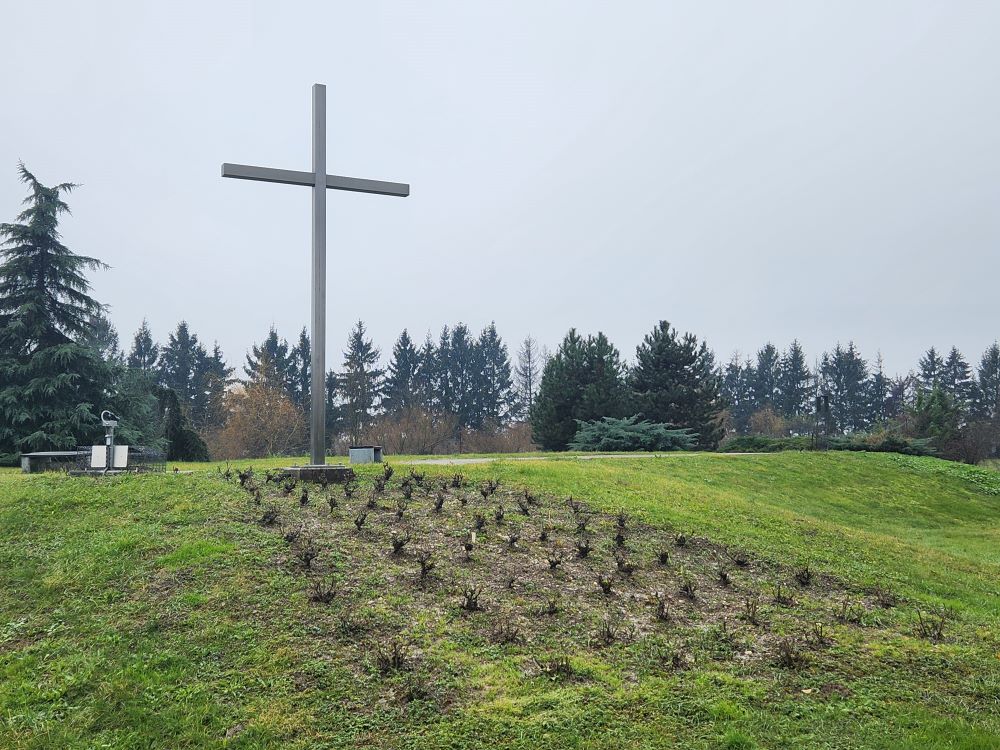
[2,1,998,376]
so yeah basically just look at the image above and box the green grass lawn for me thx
[1,452,998,749]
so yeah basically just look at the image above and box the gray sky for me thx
[2,1,998,376]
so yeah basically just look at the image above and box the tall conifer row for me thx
[0,165,111,458]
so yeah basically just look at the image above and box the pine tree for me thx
[383,328,421,416]
[974,343,1000,421]
[918,347,944,393]
[474,322,515,427]
[582,332,631,421]
[514,335,542,420]
[777,340,811,418]
[531,329,630,450]
[127,319,159,373]
[338,320,383,442]
[941,346,974,412]
[629,321,724,449]
[0,165,111,458]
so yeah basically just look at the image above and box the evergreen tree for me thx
[941,346,974,412]
[917,347,944,393]
[383,328,421,415]
[629,321,724,449]
[157,387,209,461]
[974,343,1000,421]
[289,327,311,411]
[868,353,891,425]
[413,331,437,411]
[722,354,754,435]
[474,322,515,427]
[449,323,477,429]
[191,342,232,429]
[158,321,207,412]
[81,313,122,363]
[751,343,780,410]
[777,340,811,418]
[0,165,111,458]
[338,320,383,442]
[433,325,453,413]
[514,335,542,421]
[244,326,293,392]
[819,343,870,433]
[532,329,630,450]
[582,332,632,421]
[127,319,159,373]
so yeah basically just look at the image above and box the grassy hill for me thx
[0,452,998,749]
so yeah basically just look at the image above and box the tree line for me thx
[3,165,998,463]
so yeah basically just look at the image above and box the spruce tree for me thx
[383,328,421,415]
[777,340,811,418]
[974,343,1000,421]
[434,325,453,413]
[474,322,515,427]
[722,354,754,435]
[941,346,974,412]
[819,343,870,433]
[338,320,383,442]
[289,327,311,411]
[159,321,204,407]
[413,331,437,411]
[918,347,944,393]
[514,335,542,420]
[127,319,159,373]
[244,326,293,392]
[191,342,232,429]
[0,165,111,458]
[868,354,891,426]
[449,323,477,429]
[751,343,780,410]
[629,321,724,449]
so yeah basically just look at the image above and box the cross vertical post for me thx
[221,83,409,477]
[310,83,327,466]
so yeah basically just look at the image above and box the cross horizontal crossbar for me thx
[221,163,409,197]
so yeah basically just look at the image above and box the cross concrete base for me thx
[281,464,355,484]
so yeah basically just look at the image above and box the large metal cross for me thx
[222,83,409,467]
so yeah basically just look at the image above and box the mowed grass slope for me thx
[0,452,997,749]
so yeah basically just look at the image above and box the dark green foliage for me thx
[126,319,159,373]
[383,328,421,416]
[157,387,209,461]
[337,320,383,443]
[243,326,294,391]
[819,343,870,433]
[719,433,935,457]
[0,165,111,461]
[568,415,696,452]
[630,321,725,450]
[473,321,516,427]
[531,329,630,450]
